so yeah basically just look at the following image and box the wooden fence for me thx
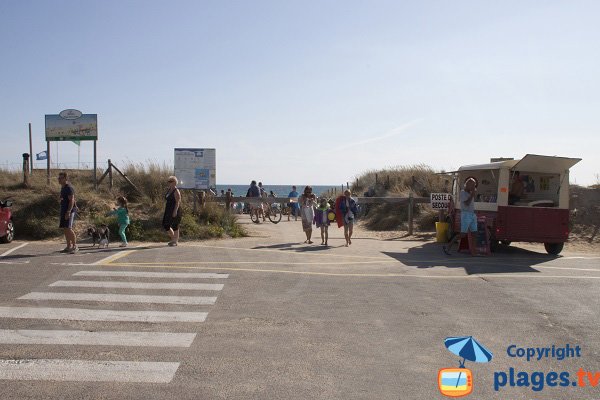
[205,195,430,235]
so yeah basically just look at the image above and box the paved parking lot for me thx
[0,216,599,399]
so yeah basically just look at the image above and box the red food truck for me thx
[447,154,581,255]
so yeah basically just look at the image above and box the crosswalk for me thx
[0,269,229,383]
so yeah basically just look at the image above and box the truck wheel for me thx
[0,220,14,243]
[488,227,498,252]
[544,242,564,255]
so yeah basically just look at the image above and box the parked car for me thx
[0,199,14,243]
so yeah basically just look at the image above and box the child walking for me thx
[109,196,130,247]
[314,197,332,246]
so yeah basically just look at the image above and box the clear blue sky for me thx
[1,0,599,185]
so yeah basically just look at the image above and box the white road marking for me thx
[0,261,29,264]
[92,249,136,265]
[73,270,229,279]
[0,243,29,257]
[0,359,180,383]
[0,329,196,347]
[19,292,217,305]
[49,280,224,291]
[536,265,600,272]
[0,307,208,323]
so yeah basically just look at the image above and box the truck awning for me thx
[512,154,581,174]
[458,159,519,171]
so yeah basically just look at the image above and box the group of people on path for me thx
[57,172,182,254]
[245,181,359,246]
[57,171,358,253]
[288,185,358,247]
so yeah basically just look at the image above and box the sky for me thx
[1,0,599,186]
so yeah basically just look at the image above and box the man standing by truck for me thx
[443,178,477,256]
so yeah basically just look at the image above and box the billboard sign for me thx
[174,148,216,189]
[45,111,98,141]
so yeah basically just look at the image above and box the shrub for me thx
[0,166,246,241]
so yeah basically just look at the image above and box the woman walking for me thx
[339,189,358,246]
[163,176,182,246]
[299,186,316,244]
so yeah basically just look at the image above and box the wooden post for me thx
[22,153,30,187]
[110,162,142,193]
[46,141,50,185]
[408,192,414,235]
[225,190,232,210]
[375,173,378,185]
[199,191,206,209]
[108,159,113,189]
[93,140,98,190]
[28,123,33,175]
[193,190,198,214]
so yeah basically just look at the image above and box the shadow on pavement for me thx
[382,233,436,242]
[253,243,297,250]
[382,242,559,275]
[253,243,335,252]
[0,254,33,260]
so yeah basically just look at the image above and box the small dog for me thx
[87,225,110,248]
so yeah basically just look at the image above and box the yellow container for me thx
[435,222,449,243]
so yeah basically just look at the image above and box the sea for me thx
[215,184,341,197]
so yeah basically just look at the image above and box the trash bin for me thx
[435,222,449,243]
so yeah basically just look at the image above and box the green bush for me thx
[0,166,246,242]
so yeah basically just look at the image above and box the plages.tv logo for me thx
[438,336,493,397]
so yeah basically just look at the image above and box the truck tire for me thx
[544,242,564,255]
[486,227,499,253]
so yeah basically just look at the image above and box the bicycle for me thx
[251,201,282,224]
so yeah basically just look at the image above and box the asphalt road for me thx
[0,216,599,399]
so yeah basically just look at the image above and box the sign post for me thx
[430,193,452,210]
[430,192,453,222]
[45,109,98,186]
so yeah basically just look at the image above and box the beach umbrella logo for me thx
[438,336,493,397]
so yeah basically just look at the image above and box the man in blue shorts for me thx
[58,172,78,254]
[443,178,477,256]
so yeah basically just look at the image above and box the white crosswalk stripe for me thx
[0,359,180,383]
[19,291,217,305]
[0,329,196,347]
[49,280,224,291]
[0,306,208,323]
[0,268,230,383]
[73,270,229,279]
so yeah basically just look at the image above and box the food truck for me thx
[447,154,581,255]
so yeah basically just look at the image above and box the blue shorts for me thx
[461,211,477,233]
[59,210,76,229]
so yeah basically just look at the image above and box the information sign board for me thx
[174,148,216,189]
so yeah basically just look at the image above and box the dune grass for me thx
[345,164,449,232]
[0,164,246,241]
